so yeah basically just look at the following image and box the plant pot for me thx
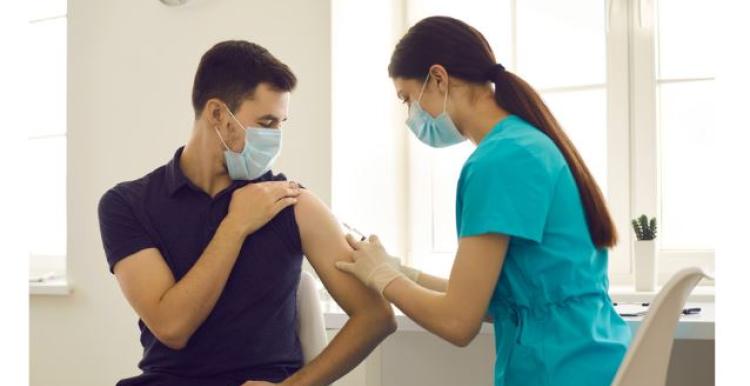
[634,240,657,291]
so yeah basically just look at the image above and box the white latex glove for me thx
[335,234,404,294]
[387,256,421,283]
[341,226,421,284]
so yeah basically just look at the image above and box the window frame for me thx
[404,0,715,285]
[628,0,714,284]
[27,6,68,279]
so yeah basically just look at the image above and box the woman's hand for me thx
[335,234,405,294]
[241,381,276,386]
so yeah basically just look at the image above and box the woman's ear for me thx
[429,64,450,93]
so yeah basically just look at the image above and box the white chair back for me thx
[611,267,711,386]
[296,270,328,363]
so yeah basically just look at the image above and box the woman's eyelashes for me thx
[258,120,277,128]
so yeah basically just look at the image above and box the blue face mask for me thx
[406,73,466,148]
[215,107,282,181]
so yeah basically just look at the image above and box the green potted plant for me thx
[632,214,658,291]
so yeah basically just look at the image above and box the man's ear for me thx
[203,98,227,128]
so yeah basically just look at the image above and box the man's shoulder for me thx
[292,188,334,239]
[101,164,169,210]
[256,170,292,183]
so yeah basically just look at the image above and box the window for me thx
[404,0,714,283]
[405,0,610,278]
[27,1,67,278]
[655,0,715,252]
[631,0,716,281]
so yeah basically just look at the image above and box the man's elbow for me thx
[374,305,398,337]
[380,309,398,336]
[357,303,397,338]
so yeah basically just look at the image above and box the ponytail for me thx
[389,16,618,249]
[491,69,617,248]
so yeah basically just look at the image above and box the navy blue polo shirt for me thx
[98,147,304,386]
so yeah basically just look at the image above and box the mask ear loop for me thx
[225,106,247,130]
[416,72,449,113]
[214,126,231,151]
[416,72,430,102]
[216,105,245,152]
[442,78,449,113]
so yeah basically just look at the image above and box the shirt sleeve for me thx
[98,188,156,273]
[263,171,304,255]
[457,144,561,243]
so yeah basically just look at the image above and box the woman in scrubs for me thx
[335,16,631,386]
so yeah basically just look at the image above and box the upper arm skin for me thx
[113,248,179,345]
[445,234,508,344]
[294,190,395,322]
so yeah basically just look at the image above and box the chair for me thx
[611,267,712,386]
[296,270,328,364]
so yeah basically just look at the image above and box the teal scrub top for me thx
[456,115,632,386]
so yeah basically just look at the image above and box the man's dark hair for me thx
[192,40,297,118]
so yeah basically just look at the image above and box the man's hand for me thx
[225,180,301,236]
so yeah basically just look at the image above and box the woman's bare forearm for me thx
[415,272,448,292]
[415,272,493,323]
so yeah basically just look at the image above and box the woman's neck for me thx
[456,91,509,145]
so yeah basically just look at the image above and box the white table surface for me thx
[322,300,714,340]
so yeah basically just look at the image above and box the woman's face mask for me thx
[215,106,282,181]
[405,73,466,148]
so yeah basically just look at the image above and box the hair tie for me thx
[486,63,506,81]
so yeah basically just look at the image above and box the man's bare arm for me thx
[282,191,396,386]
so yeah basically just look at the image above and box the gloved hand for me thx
[387,256,422,283]
[336,234,405,294]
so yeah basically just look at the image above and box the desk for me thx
[619,302,714,340]
[323,298,714,386]
[323,301,715,340]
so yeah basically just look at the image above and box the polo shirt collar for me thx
[166,147,190,197]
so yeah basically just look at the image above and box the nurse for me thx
[335,16,632,386]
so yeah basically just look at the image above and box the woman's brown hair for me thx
[389,16,617,249]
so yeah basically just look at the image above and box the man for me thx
[98,40,396,386]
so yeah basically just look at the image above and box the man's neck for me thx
[180,124,233,198]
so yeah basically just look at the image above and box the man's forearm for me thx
[154,218,246,345]
[283,311,396,386]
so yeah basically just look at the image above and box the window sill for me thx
[29,276,72,296]
[609,285,714,303]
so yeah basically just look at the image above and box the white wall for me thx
[30,0,331,385]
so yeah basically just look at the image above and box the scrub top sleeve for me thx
[457,144,560,243]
